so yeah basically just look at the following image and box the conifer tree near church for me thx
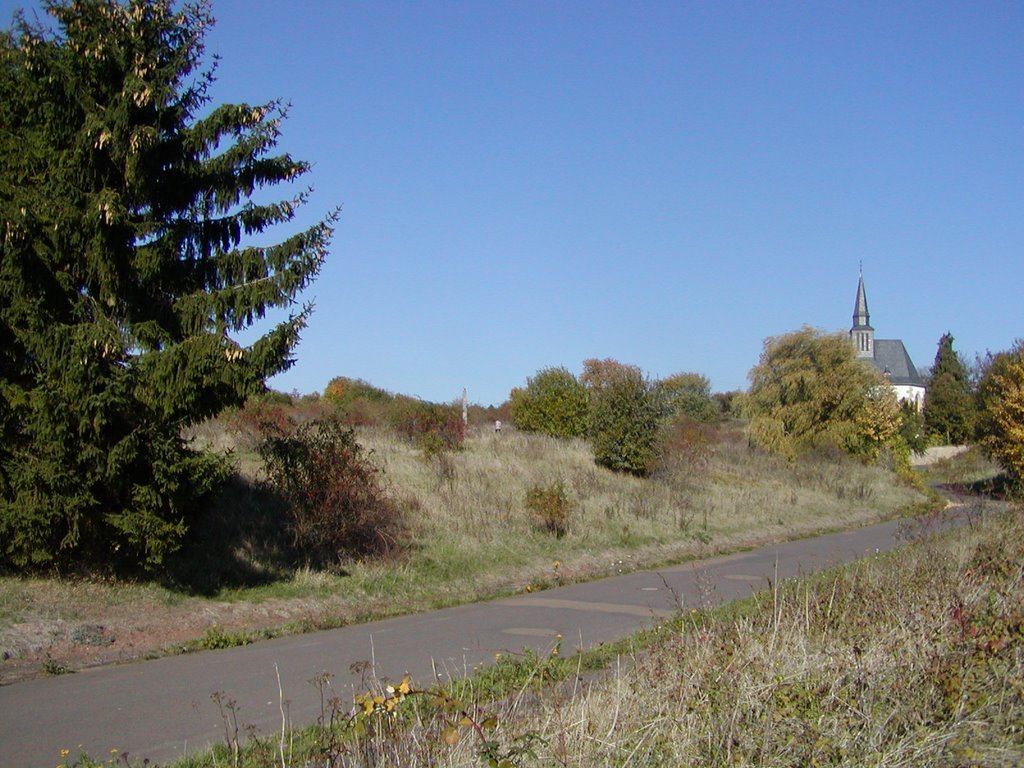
[923,333,975,444]
[0,0,334,571]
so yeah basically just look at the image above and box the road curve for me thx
[1,517,928,766]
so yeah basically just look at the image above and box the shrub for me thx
[228,395,295,451]
[525,482,573,538]
[898,400,928,454]
[466,400,513,429]
[510,367,589,438]
[390,398,465,457]
[324,377,396,428]
[657,372,720,422]
[713,389,746,417]
[653,417,714,479]
[258,416,406,568]
[852,385,903,460]
[588,366,662,475]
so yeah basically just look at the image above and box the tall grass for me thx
[491,506,1024,767]
[57,492,1022,767]
[2,420,927,679]
[350,422,923,593]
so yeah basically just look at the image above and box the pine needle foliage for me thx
[0,0,334,572]
[923,332,975,444]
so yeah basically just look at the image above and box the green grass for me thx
[916,445,1010,494]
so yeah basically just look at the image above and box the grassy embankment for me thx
[57,452,1021,767]
[1,420,928,679]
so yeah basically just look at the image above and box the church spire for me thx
[850,267,874,358]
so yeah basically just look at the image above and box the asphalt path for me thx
[1,516,932,766]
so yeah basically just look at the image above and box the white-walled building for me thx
[850,271,927,409]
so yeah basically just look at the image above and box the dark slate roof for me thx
[852,273,872,330]
[871,340,925,387]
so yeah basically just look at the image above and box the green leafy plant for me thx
[656,372,721,422]
[509,367,589,438]
[586,361,662,475]
[194,625,254,651]
[40,655,73,676]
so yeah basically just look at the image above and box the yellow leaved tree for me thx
[747,327,902,462]
[976,340,1024,483]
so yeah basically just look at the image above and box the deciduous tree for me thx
[746,327,900,460]
[656,371,720,422]
[0,0,333,570]
[509,367,588,439]
[975,340,1024,483]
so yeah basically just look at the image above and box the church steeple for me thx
[850,266,874,359]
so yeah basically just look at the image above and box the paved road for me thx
[2,518,927,766]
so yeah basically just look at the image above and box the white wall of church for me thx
[892,384,926,410]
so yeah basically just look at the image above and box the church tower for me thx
[850,268,874,359]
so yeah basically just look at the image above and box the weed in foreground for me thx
[41,655,74,676]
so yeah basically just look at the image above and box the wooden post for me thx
[462,388,468,426]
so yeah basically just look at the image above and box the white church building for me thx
[849,271,927,409]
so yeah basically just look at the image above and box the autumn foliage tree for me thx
[975,340,1024,484]
[746,327,901,461]
[0,1,333,571]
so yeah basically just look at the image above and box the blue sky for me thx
[5,1,1022,405]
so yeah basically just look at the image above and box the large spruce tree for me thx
[0,0,333,571]
[923,333,975,444]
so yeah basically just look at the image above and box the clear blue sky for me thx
[5,1,1022,405]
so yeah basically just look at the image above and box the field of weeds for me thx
[487,508,1024,767]
[1,420,927,682]
[49,482,1022,767]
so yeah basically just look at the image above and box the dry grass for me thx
[1,420,927,680]
[57,488,1019,768]
[356,422,923,589]
[484,506,1024,767]
[192,503,1017,768]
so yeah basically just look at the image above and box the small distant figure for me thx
[494,419,502,434]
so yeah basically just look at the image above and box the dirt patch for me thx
[0,594,334,685]
[909,445,970,467]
